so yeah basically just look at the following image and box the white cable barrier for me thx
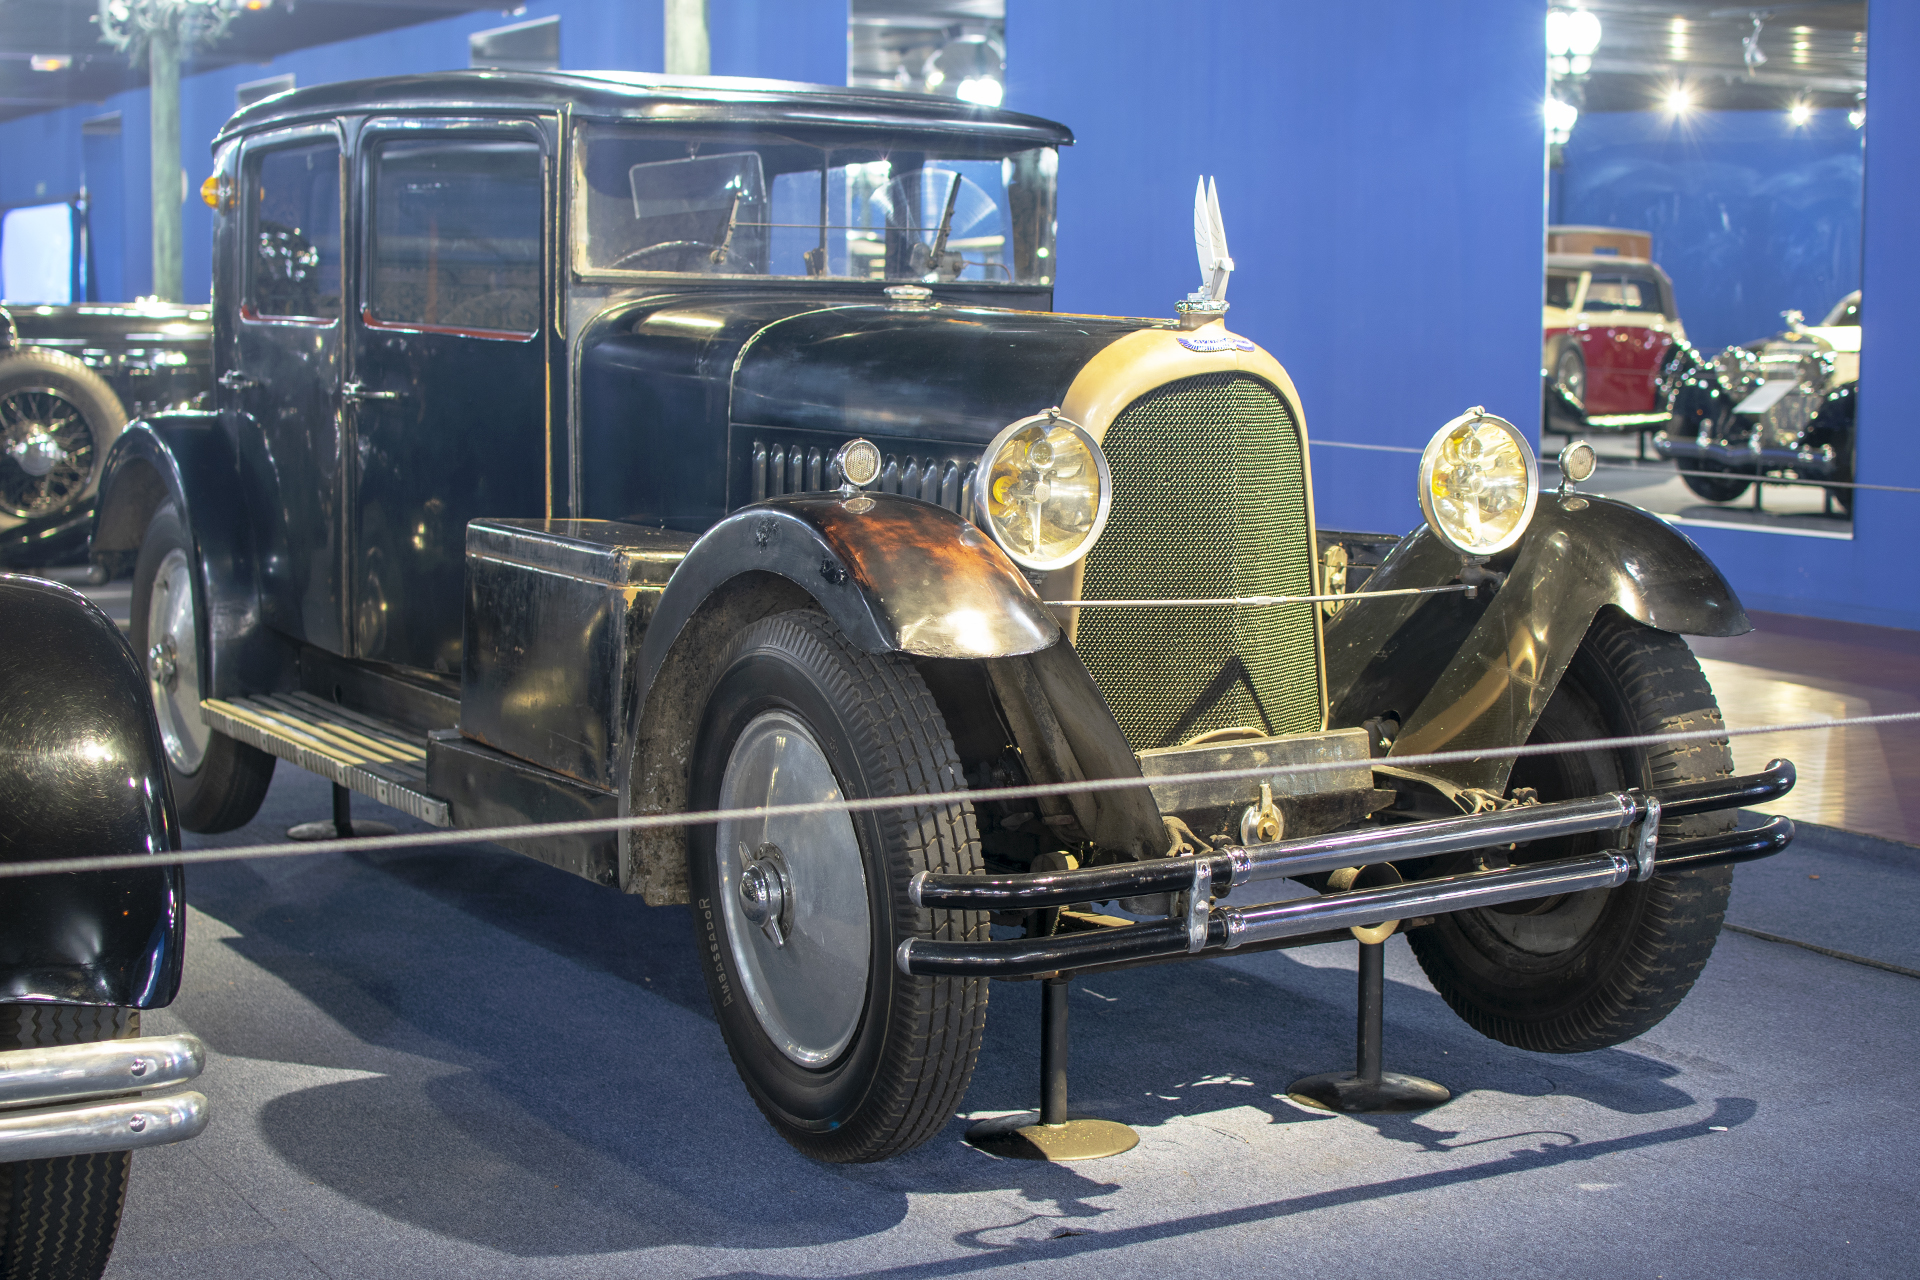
[2,708,1914,881]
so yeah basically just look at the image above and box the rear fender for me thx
[616,492,1059,904]
[1325,494,1748,794]
[91,414,290,696]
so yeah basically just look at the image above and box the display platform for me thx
[104,766,1916,1279]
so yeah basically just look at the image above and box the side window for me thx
[367,138,542,337]
[245,140,342,321]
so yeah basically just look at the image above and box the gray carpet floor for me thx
[105,766,1920,1278]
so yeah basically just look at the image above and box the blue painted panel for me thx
[82,127,125,302]
[1556,109,1864,354]
[709,0,847,85]
[1008,0,1548,536]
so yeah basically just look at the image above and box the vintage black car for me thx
[1,575,208,1278]
[1655,291,1860,513]
[89,70,1791,1163]
[0,300,213,568]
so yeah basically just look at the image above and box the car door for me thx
[228,125,349,652]
[347,119,549,675]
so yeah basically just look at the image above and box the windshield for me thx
[1545,271,1580,309]
[1581,271,1670,318]
[573,124,1057,285]
[1820,293,1861,326]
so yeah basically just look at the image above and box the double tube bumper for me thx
[0,1032,210,1162]
[899,761,1796,979]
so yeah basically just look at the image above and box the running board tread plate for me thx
[200,692,452,827]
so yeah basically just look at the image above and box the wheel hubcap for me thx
[146,549,209,775]
[716,710,872,1068]
[0,388,93,517]
[8,426,67,478]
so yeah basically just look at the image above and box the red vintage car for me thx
[1542,229,1686,435]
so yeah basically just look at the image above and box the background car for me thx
[1542,226,1688,444]
[1656,289,1860,513]
[1,574,209,1279]
[0,301,212,570]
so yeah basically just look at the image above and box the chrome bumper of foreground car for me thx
[899,761,1795,979]
[1652,433,1844,480]
[0,1033,209,1161]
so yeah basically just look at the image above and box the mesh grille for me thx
[1075,373,1322,750]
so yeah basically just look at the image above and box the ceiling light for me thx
[30,55,71,72]
[1546,97,1579,146]
[1789,101,1811,126]
[1663,85,1695,115]
[1546,8,1601,58]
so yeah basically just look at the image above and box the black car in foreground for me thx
[0,300,212,568]
[90,69,1790,1163]
[1,575,209,1278]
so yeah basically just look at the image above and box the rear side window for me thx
[1545,272,1580,309]
[1583,272,1669,317]
[245,140,341,321]
[367,138,542,337]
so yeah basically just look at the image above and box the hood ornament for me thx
[1177,175,1233,329]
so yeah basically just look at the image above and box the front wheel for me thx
[1408,608,1735,1053]
[0,1005,139,1280]
[1680,459,1751,504]
[687,611,987,1162]
[130,503,274,832]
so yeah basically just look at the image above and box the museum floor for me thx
[50,572,1918,1276]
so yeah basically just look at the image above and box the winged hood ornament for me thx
[1179,175,1234,328]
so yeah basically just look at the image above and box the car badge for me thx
[1178,332,1255,353]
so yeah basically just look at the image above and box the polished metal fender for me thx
[1325,493,1749,794]
[616,491,1059,905]
[90,413,291,697]
[0,575,185,1007]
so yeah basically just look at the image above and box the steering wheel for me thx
[607,241,750,273]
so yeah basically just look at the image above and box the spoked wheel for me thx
[0,1005,138,1280]
[1407,608,1736,1053]
[687,610,987,1162]
[0,349,126,522]
[130,503,275,833]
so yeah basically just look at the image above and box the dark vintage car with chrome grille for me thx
[0,300,212,568]
[89,70,1793,1163]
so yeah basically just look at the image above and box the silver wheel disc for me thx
[147,548,208,774]
[716,710,872,1067]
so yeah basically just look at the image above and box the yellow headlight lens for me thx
[1417,408,1539,557]
[974,411,1112,571]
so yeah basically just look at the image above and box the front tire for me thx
[1680,460,1751,504]
[0,1006,138,1280]
[130,503,274,832]
[688,611,987,1162]
[1407,608,1735,1053]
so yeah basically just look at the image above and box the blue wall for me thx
[1009,0,1548,537]
[1553,108,1864,354]
[0,0,845,305]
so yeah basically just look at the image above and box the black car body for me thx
[89,70,1789,1162]
[0,575,209,1277]
[0,300,212,567]
[1655,290,1860,511]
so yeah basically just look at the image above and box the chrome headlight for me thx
[1417,408,1539,557]
[974,410,1112,571]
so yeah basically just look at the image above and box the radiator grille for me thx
[747,438,976,516]
[1075,373,1322,750]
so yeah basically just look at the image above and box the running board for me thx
[200,693,452,827]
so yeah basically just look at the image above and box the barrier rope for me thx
[3,708,1914,882]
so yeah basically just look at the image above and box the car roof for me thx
[215,69,1074,150]
[1547,253,1672,281]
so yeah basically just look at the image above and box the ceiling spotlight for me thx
[1663,85,1695,115]
[1546,96,1579,146]
[29,55,71,72]
[1849,105,1865,129]
[1789,101,1812,126]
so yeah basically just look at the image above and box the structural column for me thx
[148,26,181,302]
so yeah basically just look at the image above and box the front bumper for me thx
[1653,430,1843,481]
[899,762,1794,978]
[0,1032,209,1161]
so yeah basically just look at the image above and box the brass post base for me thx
[963,1112,1140,1161]
[1287,1070,1450,1114]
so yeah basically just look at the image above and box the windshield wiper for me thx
[927,171,962,268]
[710,191,742,265]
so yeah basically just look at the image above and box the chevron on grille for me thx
[1073,372,1323,751]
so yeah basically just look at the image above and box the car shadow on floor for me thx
[180,843,1729,1259]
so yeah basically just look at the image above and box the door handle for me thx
[216,369,258,390]
[340,381,405,403]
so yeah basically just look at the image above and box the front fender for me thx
[0,576,183,1008]
[1326,494,1748,793]
[92,414,288,697]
